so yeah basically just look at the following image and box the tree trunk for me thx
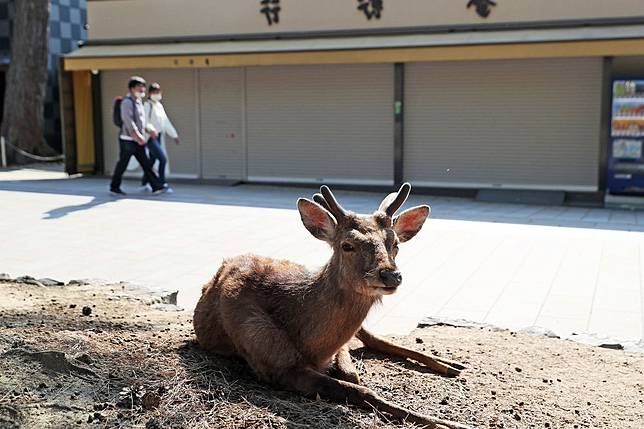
[1,0,54,165]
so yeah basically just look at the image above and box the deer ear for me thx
[393,205,431,243]
[297,198,337,242]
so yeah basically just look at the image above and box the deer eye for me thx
[341,242,355,252]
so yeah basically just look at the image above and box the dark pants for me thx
[141,135,167,186]
[110,139,163,191]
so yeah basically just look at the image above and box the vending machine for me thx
[607,79,644,195]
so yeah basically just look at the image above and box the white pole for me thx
[0,136,6,168]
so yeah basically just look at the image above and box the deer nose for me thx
[379,269,402,288]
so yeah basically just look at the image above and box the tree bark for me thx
[1,0,54,165]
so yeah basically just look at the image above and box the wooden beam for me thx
[64,38,644,71]
[72,70,96,173]
[58,57,77,175]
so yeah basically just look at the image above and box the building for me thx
[0,0,87,153]
[62,0,644,204]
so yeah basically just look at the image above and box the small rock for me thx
[599,343,624,350]
[439,397,448,405]
[415,338,424,344]
[520,326,559,339]
[38,278,64,287]
[15,276,45,287]
[69,304,77,309]
[151,304,184,312]
[515,367,522,372]
[37,382,47,389]
[75,353,93,365]
[0,273,11,280]
[82,307,92,317]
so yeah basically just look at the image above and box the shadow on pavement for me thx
[2,174,643,232]
[42,196,114,219]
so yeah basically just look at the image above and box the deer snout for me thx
[379,269,402,288]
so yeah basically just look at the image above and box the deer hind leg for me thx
[356,328,466,377]
[284,367,473,429]
[329,345,360,384]
[223,308,306,384]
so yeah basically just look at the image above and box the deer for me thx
[193,183,473,429]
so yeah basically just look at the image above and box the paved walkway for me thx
[1,166,643,344]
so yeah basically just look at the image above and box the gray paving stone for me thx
[0,166,643,342]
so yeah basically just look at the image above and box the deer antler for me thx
[318,185,348,220]
[379,183,411,217]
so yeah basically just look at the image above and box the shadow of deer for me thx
[193,183,472,429]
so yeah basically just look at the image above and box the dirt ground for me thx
[0,280,643,429]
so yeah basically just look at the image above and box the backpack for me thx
[112,96,124,128]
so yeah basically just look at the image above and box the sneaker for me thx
[138,184,152,192]
[110,188,127,196]
[151,187,167,195]
[165,187,174,194]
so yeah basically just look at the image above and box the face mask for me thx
[135,91,145,99]
[150,94,162,102]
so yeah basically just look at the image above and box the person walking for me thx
[109,76,166,196]
[141,82,180,192]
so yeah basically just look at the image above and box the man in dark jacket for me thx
[109,76,166,196]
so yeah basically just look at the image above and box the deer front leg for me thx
[283,367,474,429]
[330,345,360,384]
[356,328,466,377]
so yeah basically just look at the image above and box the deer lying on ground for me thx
[193,184,472,429]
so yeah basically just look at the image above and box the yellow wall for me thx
[72,71,95,172]
[88,0,644,41]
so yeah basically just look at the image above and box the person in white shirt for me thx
[141,82,180,190]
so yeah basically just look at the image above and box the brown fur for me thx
[193,185,472,429]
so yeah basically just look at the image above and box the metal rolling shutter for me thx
[199,68,244,180]
[100,70,126,174]
[101,69,199,178]
[245,64,394,185]
[405,58,603,191]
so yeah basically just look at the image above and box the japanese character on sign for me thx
[260,0,281,26]
[467,0,497,18]
[357,0,383,20]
